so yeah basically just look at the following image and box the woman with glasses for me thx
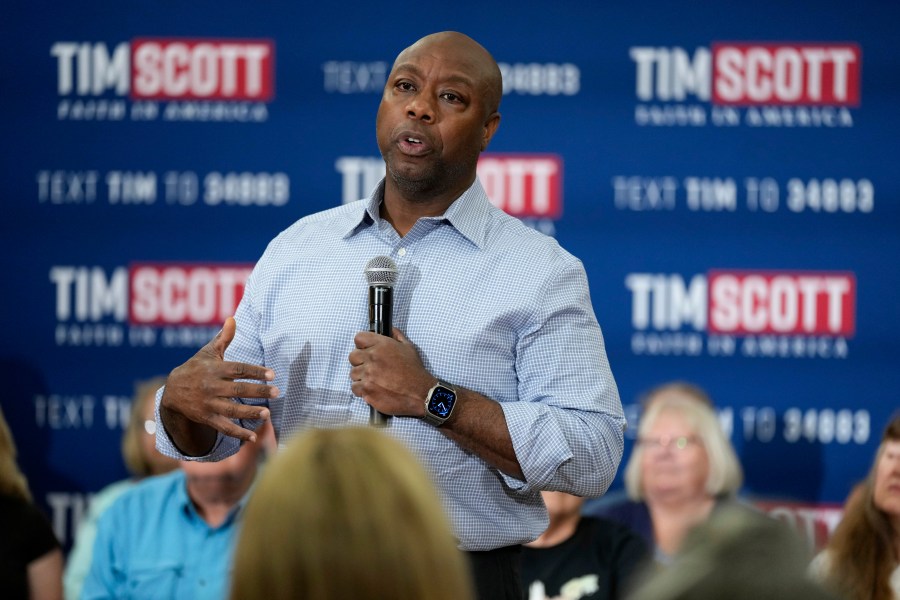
[587,382,745,566]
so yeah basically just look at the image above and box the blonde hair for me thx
[230,427,475,600]
[121,376,167,476]
[0,406,32,501]
[625,383,743,500]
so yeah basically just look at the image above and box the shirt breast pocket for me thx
[122,559,184,600]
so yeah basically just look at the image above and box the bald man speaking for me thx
[156,31,625,599]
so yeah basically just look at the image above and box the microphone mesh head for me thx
[364,256,398,286]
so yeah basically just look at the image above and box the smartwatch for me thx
[423,380,457,426]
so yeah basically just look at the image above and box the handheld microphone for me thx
[364,256,398,426]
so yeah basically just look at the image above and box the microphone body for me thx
[368,285,392,338]
[364,256,398,426]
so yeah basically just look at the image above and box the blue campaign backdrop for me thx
[2,0,898,549]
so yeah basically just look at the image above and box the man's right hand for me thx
[159,316,278,456]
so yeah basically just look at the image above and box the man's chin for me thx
[387,166,437,197]
[385,158,472,201]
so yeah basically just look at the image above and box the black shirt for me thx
[0,494,61,600]
[521,516,650,600]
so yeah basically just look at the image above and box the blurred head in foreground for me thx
[230,426,474,600]
[628,506,836,600]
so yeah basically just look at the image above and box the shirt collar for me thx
[342,177,492,249]
[178,467,260,528]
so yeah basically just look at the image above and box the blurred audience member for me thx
[80,421,272,600]
[64,376,179,599]
[628,504,836,600]
[230,426,475,600]
[0,406,63,600]
[810,414,900,600]
[522,490,649,600]
[585,382,743,564]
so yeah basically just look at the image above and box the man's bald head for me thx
[393,31,503,118]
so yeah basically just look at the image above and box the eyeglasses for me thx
[637,435,700,451]
[143,419,157,435]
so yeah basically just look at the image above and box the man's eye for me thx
[397,82,415,91]
[442,93,461,102]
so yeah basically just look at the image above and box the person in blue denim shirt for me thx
[64,376,179,600]
[80,422,272,600]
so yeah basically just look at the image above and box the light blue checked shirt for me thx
[157,178,625,550]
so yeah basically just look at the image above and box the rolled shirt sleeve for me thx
[498,260,625,496]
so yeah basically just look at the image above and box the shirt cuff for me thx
[153,385,239,461]
[497,401,574,494]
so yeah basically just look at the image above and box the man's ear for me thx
[481,112,501,151]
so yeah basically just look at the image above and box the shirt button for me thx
[398,248,407,256]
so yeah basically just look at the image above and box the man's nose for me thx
[406,94,434,122]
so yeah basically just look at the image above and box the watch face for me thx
[427,386,456,419]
